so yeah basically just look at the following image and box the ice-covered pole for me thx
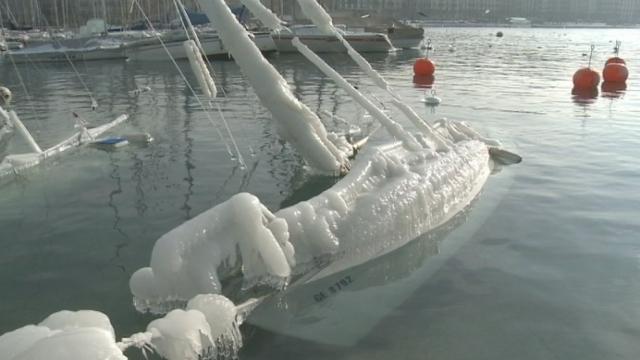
[295,0,450,151]
[184,40,217,98]
[199,0,350,175]
[292,37,421,151]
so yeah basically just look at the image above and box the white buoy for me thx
[424,90,441,106]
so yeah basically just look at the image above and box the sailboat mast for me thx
[102,0,108,23]
[54,0,60,27]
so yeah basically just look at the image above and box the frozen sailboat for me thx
[0,103,128,185]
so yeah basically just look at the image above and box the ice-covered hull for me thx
[130,134,491,314]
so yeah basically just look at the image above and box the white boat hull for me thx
[0,113,129,185]
[6,46,126,63]
[273,33,392,53]
[126,32,277,61]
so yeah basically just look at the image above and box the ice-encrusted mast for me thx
[197,0,351,175]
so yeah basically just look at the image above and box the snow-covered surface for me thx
[200,0,350,174]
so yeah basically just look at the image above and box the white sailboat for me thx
[0,105,129,186]
[272,24,393,53]
[124,29,277,61]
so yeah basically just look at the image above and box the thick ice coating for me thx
[0,310,125,360]
[187,295,243,358]
[130,120,494,308]
[130,193,295,314]
[199,0,350,174]
[146,309,213,360]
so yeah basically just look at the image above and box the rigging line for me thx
[132,0,243,164]
[7,54,42,134]
[31,0,98,110]
[174,0,255,156]
[174,0,227,97]
[172,0,247,166]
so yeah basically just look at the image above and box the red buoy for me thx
[414,58,435,77]
[605,57,626,66]
[572,68,600,90]
[602,63,628,83]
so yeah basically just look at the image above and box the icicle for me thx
[8,110,42,154]
[184,40,217,98]
[291,37,421,151]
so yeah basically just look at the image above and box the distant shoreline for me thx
[411,21,640,29]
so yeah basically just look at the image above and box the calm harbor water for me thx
[1,28,640,359]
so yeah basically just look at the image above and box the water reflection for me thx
[107,152,129,273]
[600,82,627,99]
[413,75,435,88]
[571,87,599,105]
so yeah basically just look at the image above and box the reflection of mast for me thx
[107,152,129,271]
[182,97,195,220]
[130,153,147,216]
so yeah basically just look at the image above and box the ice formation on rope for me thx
[0,297,245,360]
[0,310,125,360]
[293,0,451,152]
[184,40,217,98]
[238,0,448,151]
[199,0,351,175]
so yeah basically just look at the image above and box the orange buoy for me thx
[572,67,600,90]
[602,63,628,83]
[414,58,435,77]
[605,57,626,66]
